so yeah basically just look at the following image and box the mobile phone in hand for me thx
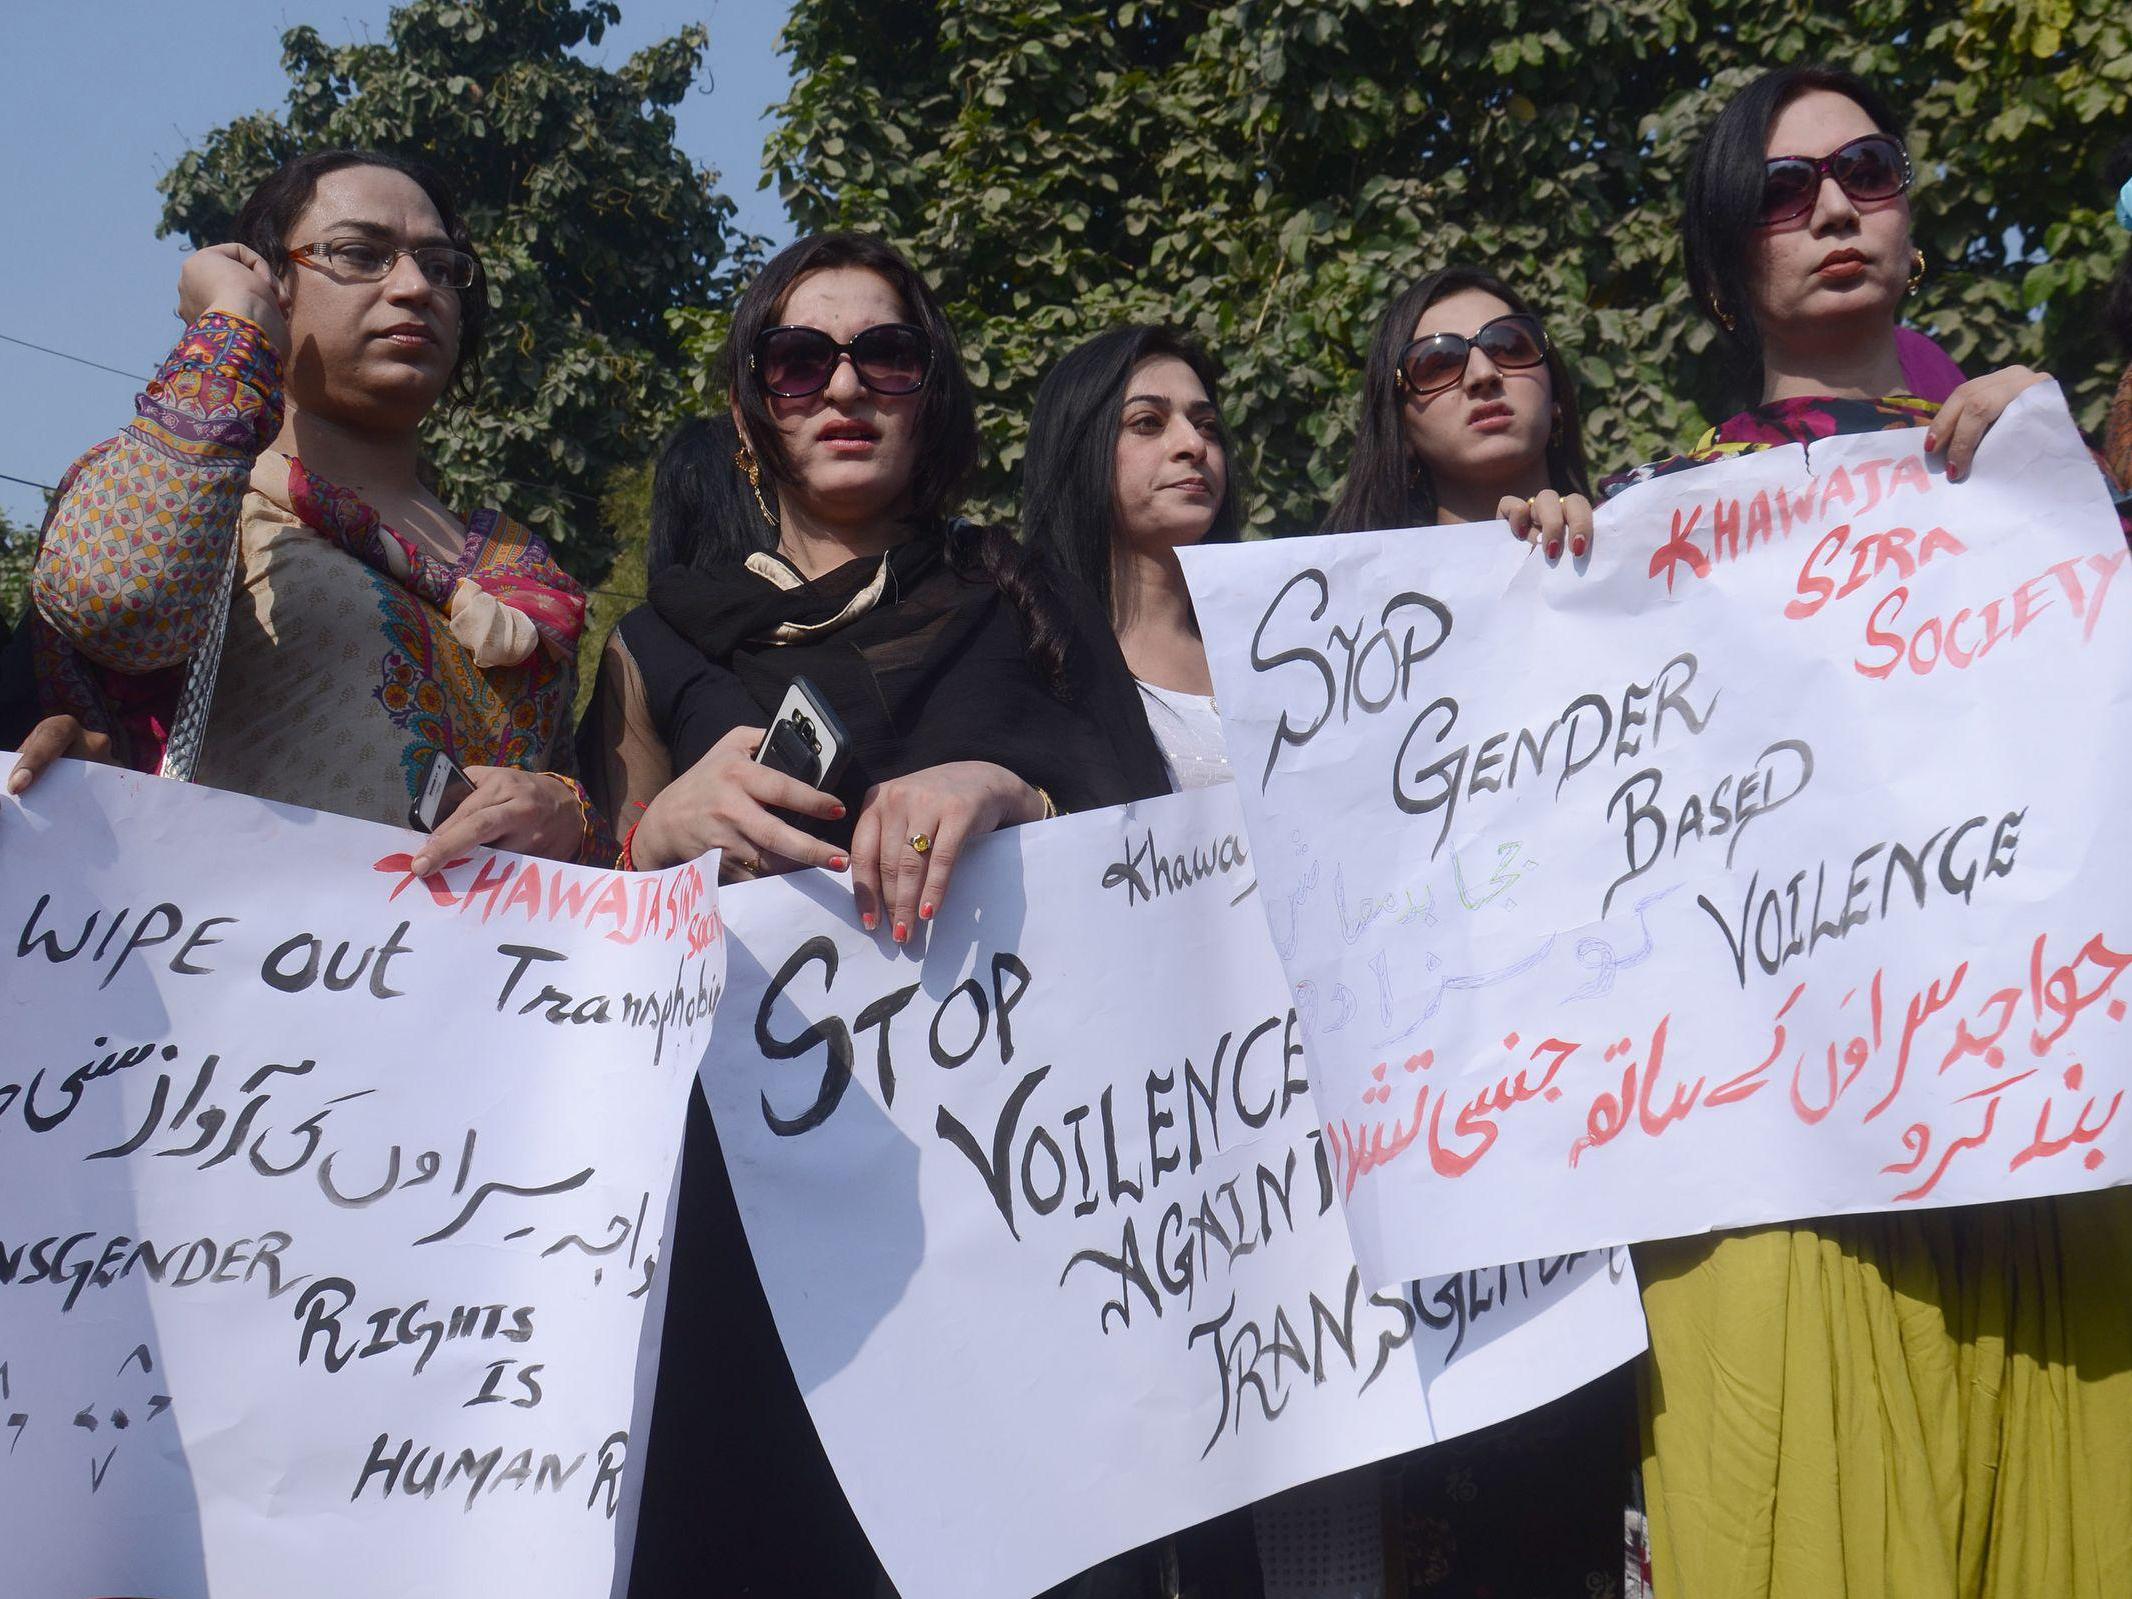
[408,749,475,833]
[754,677,851,792]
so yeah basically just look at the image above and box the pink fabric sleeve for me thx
[1895,326,1966,405]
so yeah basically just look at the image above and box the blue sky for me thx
[0,0,794,528]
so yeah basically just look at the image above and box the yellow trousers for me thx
[1636,1190,2132,1598]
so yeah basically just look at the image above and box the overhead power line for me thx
[0,331,149,384]
[0,470,58,493]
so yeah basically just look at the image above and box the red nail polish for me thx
[1572,537,1588,558]
[893,922,909,943]
[920,903,934,921]
[830,803,847,819]
[1924,433,1937,452]
[1547,541,1562,560]
[861,912,876,931]
[829,855,848,871]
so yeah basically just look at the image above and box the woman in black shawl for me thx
[582,232,1168,935]
[580,234,1180,1597]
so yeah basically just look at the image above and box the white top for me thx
[1136,678,1233,792]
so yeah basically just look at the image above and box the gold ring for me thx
[908,832,932,856]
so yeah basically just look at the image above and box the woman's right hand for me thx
[629,724,849,878]
[1498,490,1595,561]
[178,244,291,358]
[8,715,114,797]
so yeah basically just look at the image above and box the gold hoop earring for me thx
[1907,248,1926,294]
[734,444,778,529]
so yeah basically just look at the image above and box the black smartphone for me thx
[408,749,476,832]
[754,677,851,792]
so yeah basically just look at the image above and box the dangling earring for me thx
[1715,305,1738,333]
[1550,404,1564,445]
[1907,248,1926,295]
[734,444,778,529]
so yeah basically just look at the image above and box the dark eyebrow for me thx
[318,218,455,249]
[1122,393,1174,409]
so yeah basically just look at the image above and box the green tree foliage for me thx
[755,0,2132,534]
[1,509,37,624]
[160,0,760,578]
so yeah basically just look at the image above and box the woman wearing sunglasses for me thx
[1616,71,2047,493]
[1313,268,1634,1599]
[582,232,1172,1596]
[582,231,1166,922]
[1613,67,2130,1599]
[1324,265,1595,561]
[20,149,597,865]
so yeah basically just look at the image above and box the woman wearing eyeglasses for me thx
[24,150,598,864]
[1611,67,2131,1599]
[583,232,1173,1596]
[1324,265,1596,560]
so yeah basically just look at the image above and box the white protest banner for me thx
[702,783,1645,1599]
[0,760,722,1599]
[1180,383,2132,1287]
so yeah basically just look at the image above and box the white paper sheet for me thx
[0,760,722,1598]
[703,784,1646,1599]
[1182,383,2132,1286]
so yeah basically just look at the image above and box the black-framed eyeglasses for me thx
[286,240,479,289]
[1395,313,1549,397]
[752,323,932,399]
[1759,134,1913,225]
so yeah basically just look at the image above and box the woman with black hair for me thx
[581,232,1166,929]
[1613,66,2130,1599]
[1325,264,1596,560]
[20,149,598,864]
[1022,324,1242,789]
[582,233,1176,1597]
[1616,69,2048,493]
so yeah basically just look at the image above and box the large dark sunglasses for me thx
[753,323,932,399]
[1395,313,1550,397]
[1759,134,1912,225]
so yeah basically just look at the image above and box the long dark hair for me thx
[233,148,486,399]
[1324,266,1590,533]
[1683,65,1906,380]
[725,231,977,534]
[646,415,737,576]
[656,231,1071,688]
[2106,137,2132,358]
[1021,325,1243,624]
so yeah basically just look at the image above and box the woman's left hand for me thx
[1927,366,2051,483]
[1498,490,1596,562]
[411,766,588,875]
[850,761,1046,942]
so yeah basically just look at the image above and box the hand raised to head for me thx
[178,244,292,359]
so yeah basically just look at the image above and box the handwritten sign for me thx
[1180,383,2132,1286]
[701,784,1646,1599]
[0,760,722,1598]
